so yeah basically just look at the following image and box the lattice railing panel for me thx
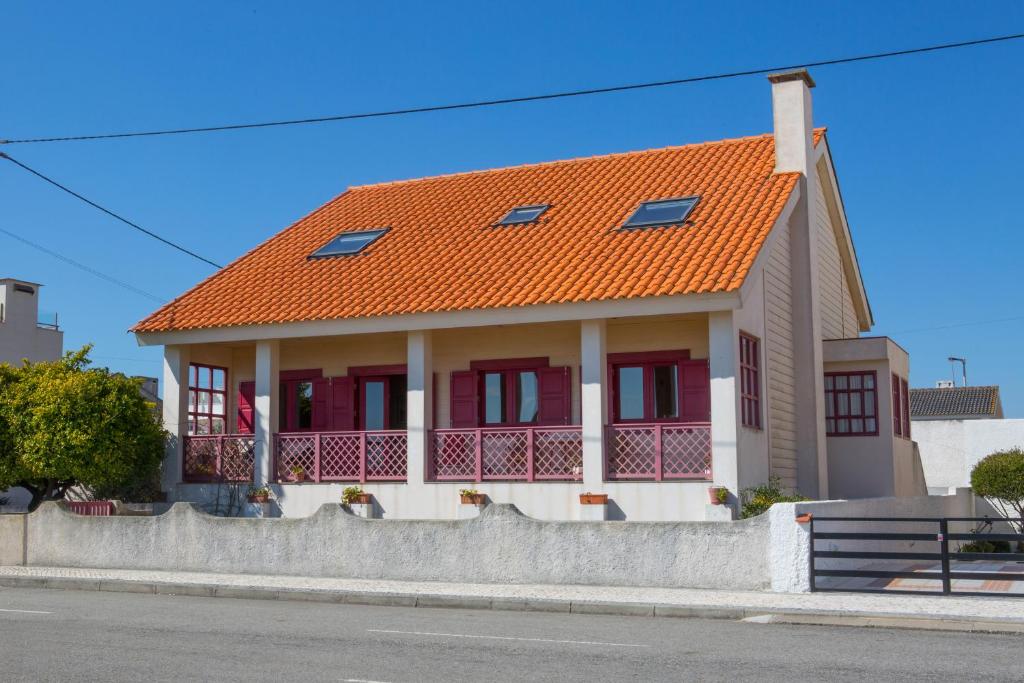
[319,434,361,480]
[606,428,656,479]
[481,430,529,479]
[431,431,476,480]
[275,434,316,481]
[533,430,583,479]
[605,423,711,481]
[661,425,712,478]
[183,435,254,483]
[366,433,407,480]
[429,427,581,481]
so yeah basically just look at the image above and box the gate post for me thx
[939,519,952,595]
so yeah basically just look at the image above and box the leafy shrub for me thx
[971,449,1024,519]
[341,485,365,504]
[958,540,1011,554]
[740,477,809,519]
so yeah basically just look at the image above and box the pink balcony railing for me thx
[605,423,712,481]
[182,434,255,483]
[429,426,583,482]
[274,431,408,483]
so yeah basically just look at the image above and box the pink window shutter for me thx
[537,366,571,425]
[450,370,479,428]
[330,376,355,431]
[311,377,332,431]
[237,381,255,434]
[680,359,710,422]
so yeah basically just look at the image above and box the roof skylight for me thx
[497,205,549,226]
[310,228,388,258]
[622,196,699,229]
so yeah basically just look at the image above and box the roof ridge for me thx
[348,132,781,191]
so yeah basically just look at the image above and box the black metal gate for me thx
[809,516,1024,596]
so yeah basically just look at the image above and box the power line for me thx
[891,315,1024,336]
[0,226,167,303]
[0,152,223,268]
[2,33,1021,146]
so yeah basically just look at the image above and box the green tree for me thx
[970,449,1024,546]
[0,346,166,510]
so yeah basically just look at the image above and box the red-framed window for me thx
[824,371,878,436]
[188,363,227,435]
[891,374,912,439]
[739,333,761,429]
[450,358,570,428]
[608,351,709,424]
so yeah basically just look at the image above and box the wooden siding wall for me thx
[763,219,798,489]
[815,179,860,340]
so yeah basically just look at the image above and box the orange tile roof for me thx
[134,131,823,333]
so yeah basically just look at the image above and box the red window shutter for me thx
[450,370,479,428]
[892,373,902,437]
[237,381,255,434]
[680,359,710,422]
[537,366,571,425]
[311,377,332,431]
[330,376,355,431]
[901,378,911,438]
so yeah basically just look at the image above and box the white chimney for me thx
[768,69,815,176]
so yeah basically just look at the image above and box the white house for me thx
[133,69,923,521]
[0,278,63,366]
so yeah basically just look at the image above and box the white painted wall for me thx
[913,418,1024,489]
[0,279,62,366]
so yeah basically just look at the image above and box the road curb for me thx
[2,574,1023,635]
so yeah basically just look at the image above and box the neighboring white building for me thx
[132,69,924,521]
[0,278,63,366]
[911,384,1023,491]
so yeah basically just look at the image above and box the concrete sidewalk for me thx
[1,566,1022,634]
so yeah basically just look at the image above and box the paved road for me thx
[0,587,1019,682]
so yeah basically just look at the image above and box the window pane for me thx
[837,419,849,433]
[279,383,287,431]
[189,390,197,412]
[197,416,211,435]
[297,382,313,429]
[653,365,678,419]
[623,197,698,228]
[483,373,506,425]
[864,374,875,389]
[499,205,548,225]
[198,391,211,413]
[824,376,834,390]
[187,418,196,436]
[826,418,835,433]
[616,367,644,420]
[835,375,847,390]
[865,418,876,433]
[850,393,862,415]
[188,365,197,388]
[212,393,225,416]
[837,393,849,416]
[825,393,834,417]
[864,392,875,416]
[212,369,226,391]
[851,418,864,433]
[389,375,407,430]
[363,380,385,430]
[211,417,225,434]
[516,371,538,423]
[198,367,211,389]
[312,229,387,257]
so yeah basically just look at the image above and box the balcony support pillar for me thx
[580,319,607,490]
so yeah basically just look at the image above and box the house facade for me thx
[133,70,918,521]
[0,278,63,366]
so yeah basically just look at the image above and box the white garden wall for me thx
[913,418,1024,490]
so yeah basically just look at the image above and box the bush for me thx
[970,449,1024,520]
[740,477,809,519]
[958,540,1011,554]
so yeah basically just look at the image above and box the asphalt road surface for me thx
[0,587,1019,682]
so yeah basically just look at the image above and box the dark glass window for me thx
[652,365,678,419]
[498,205,548,225]
[516,371,539,423]
[296,381,313,430]
[389,375,408,430]
[310,228,387,258]
[622,196,699,229]
[363,380,386,431]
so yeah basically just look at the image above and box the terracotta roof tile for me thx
[134,130,823,333]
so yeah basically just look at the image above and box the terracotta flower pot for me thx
[351,493,372,505]
[290,471,306,482]
[248,494,269,504]
[708,487,728,505]
[579,493,608,505]
[460,493,486,505]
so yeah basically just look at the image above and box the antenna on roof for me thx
[947,356,967,387]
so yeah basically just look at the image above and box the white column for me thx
[253,340,280,488]
[407,330,433,485]
[161,345,191,497]
[708,311,739,495]
[580,319,607,490]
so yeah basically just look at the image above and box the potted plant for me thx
[247,485,271,504]
[289,464,307,482]
[579,492,608,505]
[459,488,486,505]
[195,463,215,477]
[342,485,372,505]
[708,486,729,505]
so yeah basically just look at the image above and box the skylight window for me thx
[497,205,549,226]
[310,229,388,258]
[622,196,699,229]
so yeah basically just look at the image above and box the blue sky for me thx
[2,1,1023,414]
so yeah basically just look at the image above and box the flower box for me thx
[350,492,372,505]
[248,493,269,504]
[708,486,729,505]
[460,493,486,505]
[579,493,608,505]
